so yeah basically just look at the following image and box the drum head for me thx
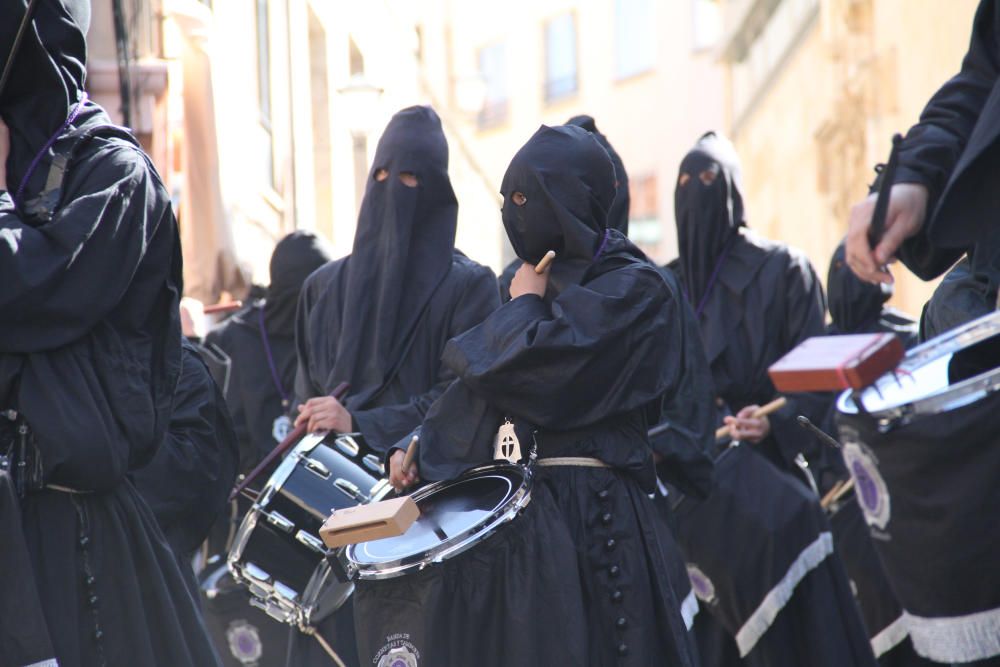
[347,464,530,579]
[838,311,1000,424]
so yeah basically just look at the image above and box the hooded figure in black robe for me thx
[827,241,919,346]
[131,338,239,596]
[670,131,830,472]
[291,106,498,666]
[359,124,698,667]
[0,2,221,665]
[669,134,875,667]
[207,231,331,475]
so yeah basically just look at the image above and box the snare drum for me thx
[836,311,1000,664]
[344,462,531,580]
[228,432,391,629]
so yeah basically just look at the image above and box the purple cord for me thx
[593,228,611,260]
[691,240,734,318]
[258,306,291,406]
[14,92,89,205]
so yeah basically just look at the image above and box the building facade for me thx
[718,0,980,317]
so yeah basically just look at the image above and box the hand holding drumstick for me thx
[510,250,555,299]
[719,397,787,443]
[389,435,420,493]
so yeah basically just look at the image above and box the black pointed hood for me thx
[566,114,630,235]
[263,231,330,339]
[674,131,745,306]
[500,124,616,297]
[827,240,891,333]
[328,105,458,395]
[2,0,93,195]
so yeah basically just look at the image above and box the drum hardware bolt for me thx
[265,511,295,534]
[295,529,328,555]
[305,458,332,479]
[334,478,369,504]
[334,436,360,457]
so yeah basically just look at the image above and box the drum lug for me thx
[363,453,385,474]
[304,457,331,479]
[296,530,328,555]
[265,510,295,533]
[334,436,360,457]
[334,478,369,503]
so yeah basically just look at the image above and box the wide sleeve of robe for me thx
[0,134,182,491]
[446,261,674,428]
[415,260,675,481]
[131,341,239,556]
[894,1,1000,277]
[351,262,499,453]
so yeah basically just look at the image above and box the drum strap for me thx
[535,457,611,469]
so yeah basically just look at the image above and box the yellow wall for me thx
[727,0,979,319]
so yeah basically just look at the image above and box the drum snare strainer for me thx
[343,463,532,580]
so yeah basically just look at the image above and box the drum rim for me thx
[837,311,1000,427]
[344,462,532,580]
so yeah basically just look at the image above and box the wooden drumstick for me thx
[821,478,855,510]
[534,250,556,274]
[715,397,788,440]
[229,381,349,501]
[203,300,243,315]
[401,435,419,473]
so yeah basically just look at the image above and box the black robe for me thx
[291,107,498,667]
[0,103,222,667]
[668,229,830,471]
[361,125,697,667]
[131,340,239,595]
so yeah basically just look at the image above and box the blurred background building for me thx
[83,0,979,317]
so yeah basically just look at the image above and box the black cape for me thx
[131,339,239,591]
[385,125,697,667]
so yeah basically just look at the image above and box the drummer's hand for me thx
[509,261,548,299]
[725,405,771,443]
[846,183,928,285]
[295,396,352,433]
[389,449,420,493]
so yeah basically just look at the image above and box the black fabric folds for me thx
[132,339,239,562]
[0,5,221,663]
[567,114,630,234]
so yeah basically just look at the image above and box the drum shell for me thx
[670,445,831,641]
[835,390,1000,620]
[200,565,291,667]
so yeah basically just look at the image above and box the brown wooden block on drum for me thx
[768,333,905,392]
[319,496,420,549]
